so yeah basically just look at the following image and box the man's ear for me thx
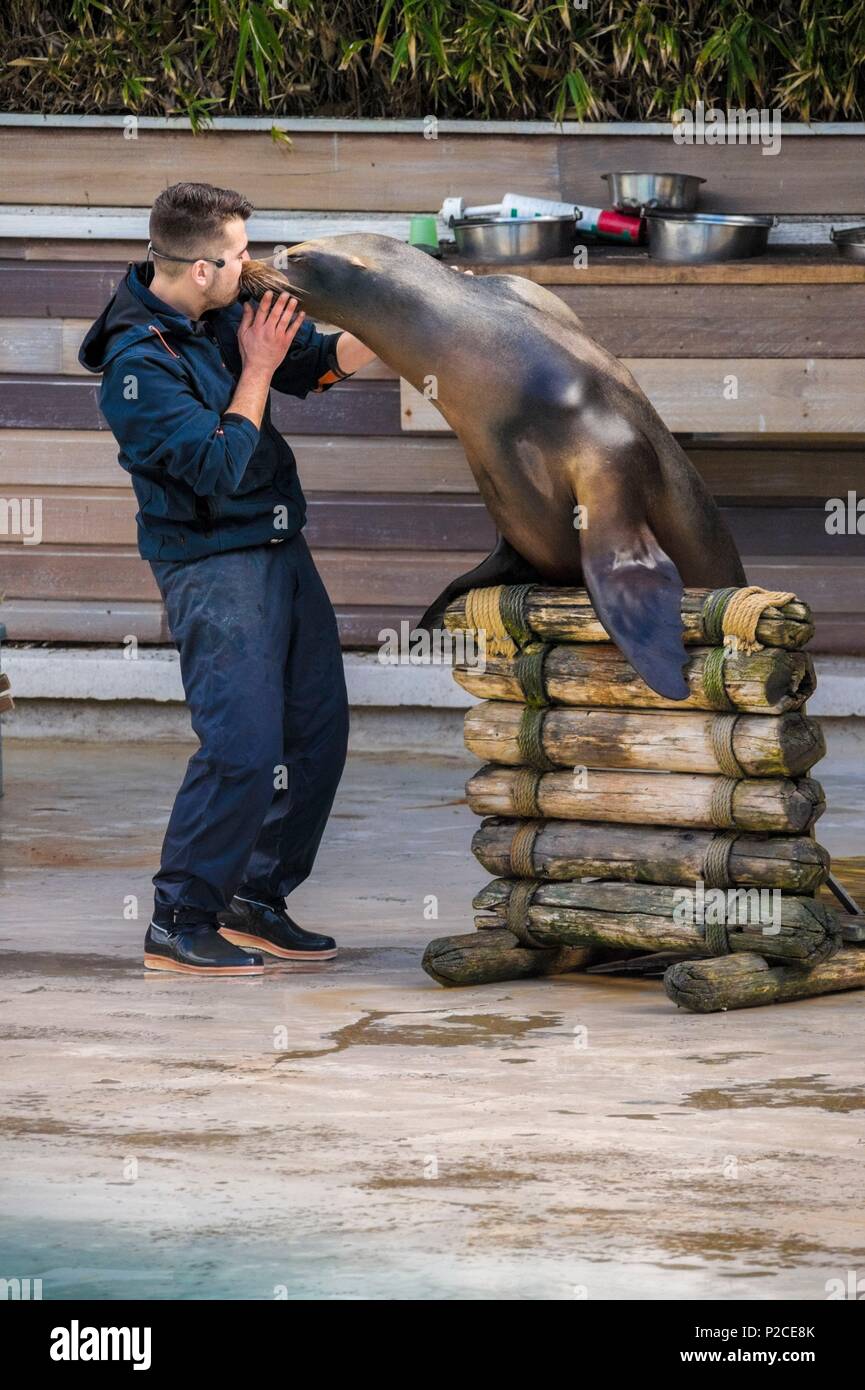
[191,260,211,288]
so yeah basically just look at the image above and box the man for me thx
[79,182,378,976]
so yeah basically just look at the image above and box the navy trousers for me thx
[148,533,349,926]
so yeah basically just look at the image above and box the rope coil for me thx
[500,583,538,646]
[704,917,733,956]
[701,585,797,654]
[506,879,546,948]
[709,714,744,778]
[510,820,544,879]
[515,641,552,707]
[516,707,556,771]
[702,645,735,711]
[512,767,543,818]
[464,585,515,658]
[701,587,740,644]
[702,830,740,888]
[463,583,539,657]
[709,776,739,829]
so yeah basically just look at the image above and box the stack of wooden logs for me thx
[422,584,865,1013]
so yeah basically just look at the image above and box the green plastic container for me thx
[409,214,441,257]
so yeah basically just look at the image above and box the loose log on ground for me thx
[839,913,865,944]
[466,765,825,833]
[445,587,814,650]
[472,818,829,892]
[664,948,865,1012]
[474,878,841,967]
[453,645,815,714]
[464,702,825,777]
[422,929,594,987]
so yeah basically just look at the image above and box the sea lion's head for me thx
[240,233,441,327]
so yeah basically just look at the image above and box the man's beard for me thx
[202,279,240,312]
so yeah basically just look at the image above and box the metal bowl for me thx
[645,210,775,263]
[602,171,705,214]
[452,215,576,262]
[831,226,865,262]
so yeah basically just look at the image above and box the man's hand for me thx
[237,290,306,376]
[228,291,307,431]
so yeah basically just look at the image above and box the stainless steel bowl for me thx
[452,215,576,262]
[602,171,705,213]
[831,226,865,262]
[645,211,775,263]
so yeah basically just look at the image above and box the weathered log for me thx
[422,929,594,987]
[466,765,825,833]
[464,702,825,777]
[472,818,829,892]
[453,644,815,714]
[474,877,841,967]
[664,947,865,1013]
[445,587,814,650]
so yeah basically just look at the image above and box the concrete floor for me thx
[1,740,864,1301]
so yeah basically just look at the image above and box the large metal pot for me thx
[831,226,865,262]
[602,171,704,213]
[645,211,775,263]
[452,215,576,262]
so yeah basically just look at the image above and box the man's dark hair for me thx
[149,182,253,272]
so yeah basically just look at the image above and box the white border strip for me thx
[1,114,864,136]
[0,647,472,708]
[1,646,862,714]
[0,208,415,241]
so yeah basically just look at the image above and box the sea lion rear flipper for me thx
[415,533,541,636]
[579,516,689,701]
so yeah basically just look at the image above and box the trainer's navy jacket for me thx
[78,260,347,560]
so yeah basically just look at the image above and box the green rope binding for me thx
[702,830,740,889]
[704,917,732,956]
[709,776,739,829]
[510,820,544,879]
[499,583,538,647]
[516,706,556,771]
[512,767,542,817]
[506,879,546,948]
[702,645,735,711]
[709,714,744,778]
[515,641,552,708]
[701,586,740,644]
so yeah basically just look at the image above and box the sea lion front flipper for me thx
[579,514,690,701]
[415,533,542,636]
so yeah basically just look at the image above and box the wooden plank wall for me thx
[3,127,865,214]
[0,125,863,654]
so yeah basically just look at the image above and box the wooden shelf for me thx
[442,245,865,284]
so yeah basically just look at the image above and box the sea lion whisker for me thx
[239,258,305,300]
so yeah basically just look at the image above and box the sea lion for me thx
[241,236,746,698]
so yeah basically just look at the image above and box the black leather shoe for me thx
[144,920,265,976]
[217,895,337,960]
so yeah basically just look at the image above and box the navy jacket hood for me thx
[79,260,222,374]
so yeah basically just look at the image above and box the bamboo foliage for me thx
[3,2,865,124]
